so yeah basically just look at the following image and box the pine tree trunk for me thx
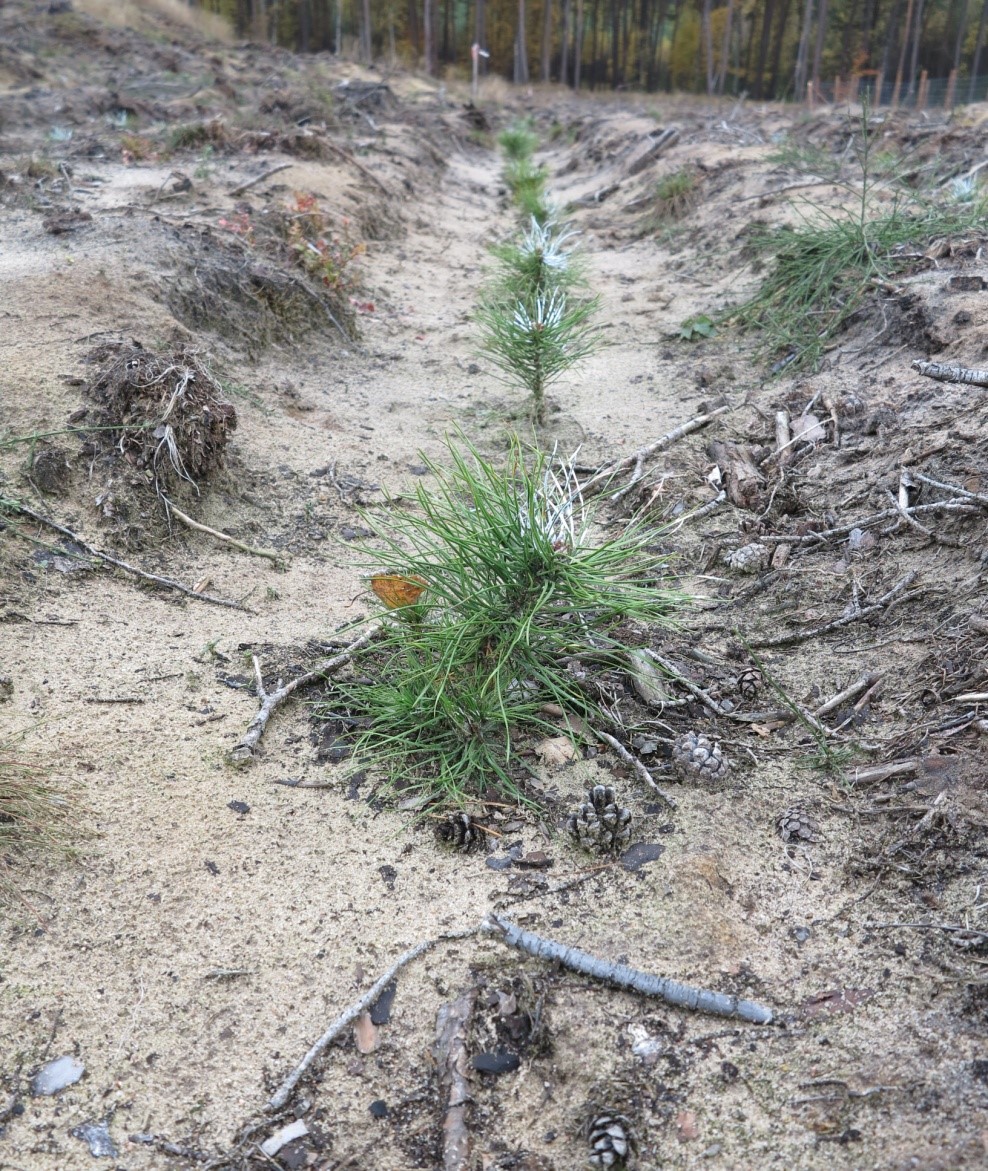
[515,0,530,81]
[360,0,372,62]
[424,0,438,74]
[702,0,714,94]
[907,0,925,96]
[561,0,570,83]
[811,0,829,92]
[753,0,776,98]
[542,0,553,79]
[574,0,584,87]
[968,0,988,100]
[794,0,814,97]
[717,0,735,93]
[954,0,971,71]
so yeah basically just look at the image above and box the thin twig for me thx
[750,572,918,648]
[581,406,731,501]
[913,472,988,509]
[231,628,378,762]
[164,498,286,567]
[229,163,293,197]
[483,915,774,1024]
[265,928,477,1112]
[595,729,677,809]
[643,651,731,717]
[8,504,250,611]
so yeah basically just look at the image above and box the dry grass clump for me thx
[0,742,74,904]
[163,224,354,353]
[73,0,232,41]
[84,341,237,496]
[642,167,700,232]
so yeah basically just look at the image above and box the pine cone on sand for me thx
[776,807,821,843]
[435,812,482,851]
[567,785,632,853]
[586,1112,636,1168]
[671,731,729,781]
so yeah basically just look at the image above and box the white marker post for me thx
[471,42,490,101]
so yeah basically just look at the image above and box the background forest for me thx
[188,0,988,103]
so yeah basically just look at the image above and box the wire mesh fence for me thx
[809,69,988,110]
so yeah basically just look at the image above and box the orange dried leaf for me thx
[370,573,427,609]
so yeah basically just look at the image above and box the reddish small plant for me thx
[285,192,365,291]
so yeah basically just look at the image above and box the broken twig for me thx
[228,162,293,197]
[265,928,477,1112]
[483,915,774,1024]
[750,572,918,648]
[164,499,285,567]
[581,406,731,501]
[8,503,249,610]
[595,729,677,809]
[231,628,378,761]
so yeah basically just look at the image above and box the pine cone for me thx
[435,812,483,851]
[725,542,769,574]
[671,731,729,781]
[736,667,762,700]
[776,807,821,843]
[567,785,632,853]
[586,1113,636,1168]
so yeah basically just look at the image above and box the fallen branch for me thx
[755,499,982,547]
[913,472,988,509]
[7,503,249,611]
[228,162,293,197]
[322,139,390,196]
[912,359,988,387]
[434,987,478,1171]
[595,729,677,809]
[847,758,922,786]
[750,572,918,648]
[265,928,477,1112]
[483,915,774,1025]
[814,673,880,718]
[164,499,286,568]
[581,406,731,501]
[231,628,378,762]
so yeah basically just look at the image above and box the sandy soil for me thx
[2,4,988,1170]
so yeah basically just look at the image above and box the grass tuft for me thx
[733,101,988,370]
[0,738,74,903]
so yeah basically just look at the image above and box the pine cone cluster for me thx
[671,731,729,781]
[776,807,821,843]
[435,812,483,851]
[567,786,632,853]
[586,1113,636,1168]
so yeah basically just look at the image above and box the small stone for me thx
[70,1117,117,1158]
[260,1119,309,1158]
[30,1055,84,1096]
